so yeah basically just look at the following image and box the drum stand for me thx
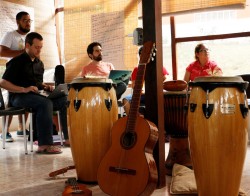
[165,136,192,176]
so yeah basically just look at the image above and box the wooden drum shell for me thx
[188,76,248,196]
[67,78,118,183]
[164,91,192,175]
[164,91,188,137]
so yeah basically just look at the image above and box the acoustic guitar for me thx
[62,177,92,196]
[97,41,158,196]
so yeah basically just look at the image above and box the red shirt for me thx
[186,60,222,81]
[131,66,169,81]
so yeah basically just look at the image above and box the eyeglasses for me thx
[21,19,33,23]
[199,48,210,53]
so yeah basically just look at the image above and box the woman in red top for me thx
[184,43,222,82]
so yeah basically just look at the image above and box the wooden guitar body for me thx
[97,116,158,196]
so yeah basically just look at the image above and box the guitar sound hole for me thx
[121,131,137,149]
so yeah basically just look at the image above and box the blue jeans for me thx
[123,94,145,105]
[9,93,68,146]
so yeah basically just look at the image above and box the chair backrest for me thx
[239,74,250,98]
[0,88,6,110]
[54,65,65,87]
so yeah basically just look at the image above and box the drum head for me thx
[70,77,113,92]
[71,77,113,84]
[193,76,244,83]
[190,76,249,92]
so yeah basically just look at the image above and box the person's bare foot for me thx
[37,145,62,154]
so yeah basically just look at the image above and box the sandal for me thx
[36,145,62,154]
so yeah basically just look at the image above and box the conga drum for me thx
[188,76,249,196]
[163,80,192,176]
[67,77,118,183]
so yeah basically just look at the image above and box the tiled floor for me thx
[0,133,249,196]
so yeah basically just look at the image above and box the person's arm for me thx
[0,45,24,58]
[162,67,169,82]
[183,71,191,83]
[0,79,38,93]
[131,80,135,89]
[77,71,82,77]
[163,75,168,82]
[211,61,223,76]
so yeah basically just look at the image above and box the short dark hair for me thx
[87,42,102,56]
[25,32,43,45]
[16,11,29,20]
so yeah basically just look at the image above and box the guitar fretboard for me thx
[126,63,146,132]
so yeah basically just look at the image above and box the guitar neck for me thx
[67,178,83,194]
[126,63,146,131]
[49,165,75,177]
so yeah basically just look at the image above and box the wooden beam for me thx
[170,16,177,80]
[175,32,250,42]
[142,0,166,188]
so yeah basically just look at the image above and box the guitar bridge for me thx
[72,190,83,194]
[109,166,136,175]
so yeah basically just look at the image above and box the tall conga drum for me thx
[67,77,118,183]
[188,76,249,196]
[163,80,192,175]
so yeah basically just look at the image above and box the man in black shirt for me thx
[0,32,68,153]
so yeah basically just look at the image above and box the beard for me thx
[93,55,102,61]
[19,26,30,33]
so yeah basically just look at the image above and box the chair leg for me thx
[2,116,8,149]
[56,111,63,146]
[29,113,33,152]
[22,114,28,154]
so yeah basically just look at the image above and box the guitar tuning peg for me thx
[151,57,154,61]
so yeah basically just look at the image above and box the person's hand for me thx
[24,86,38,93]
[44,85,54,92]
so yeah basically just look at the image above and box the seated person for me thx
[0,32,69,153]
[183,43,222,82]
[123,46,169,115]
[81,42,126,100]
[0,11,32,141]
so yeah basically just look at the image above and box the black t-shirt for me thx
[2,52,44,90]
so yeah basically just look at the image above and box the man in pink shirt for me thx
[81,42,126,100]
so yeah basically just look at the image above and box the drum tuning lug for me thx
[202,104,214,119]
[240,104,249,118]
[105,99,112,111]
[189,103,197,112]
[184,104,189,111]
[74,100,81,112]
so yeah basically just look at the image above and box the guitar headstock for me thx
[139,41,156,65]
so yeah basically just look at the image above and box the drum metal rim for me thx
[69,77,114,92]
[189,81,249,92]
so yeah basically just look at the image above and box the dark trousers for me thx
[10,93,68,146]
